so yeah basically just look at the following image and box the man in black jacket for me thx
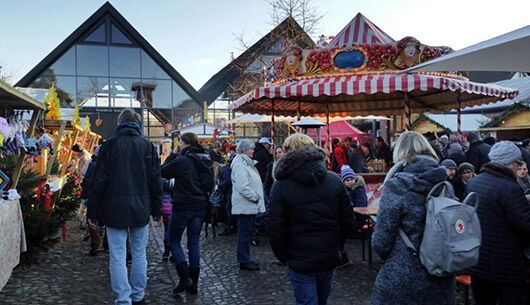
[465,141,530,305]
[375,136,393,168]
[88,109,162,305]
[465,132,491,172]
[253,137,273,182]
[268,137,353,305]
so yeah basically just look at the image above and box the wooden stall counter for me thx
[0,199,27,291]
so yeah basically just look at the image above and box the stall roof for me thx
[325,13,394,48]
[0,79,46,111]
[425,114,490,132]
[462,76,530,112]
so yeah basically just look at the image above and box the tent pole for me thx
[326,103,331,163]
[404,93,411,131]
[372,120,377,152]
[457,92,462,143]
[271,100,275,146]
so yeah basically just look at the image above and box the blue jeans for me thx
[168,209,205,268]
[106,225,149,305]
[237,215,255,263]
[288,267,335,305]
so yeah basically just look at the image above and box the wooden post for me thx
[60,130,79,176]
[271,100,275,146]
[45,121,66,176]
[457,92,462,143]
[12,110,41,188]
[404,93,411,131]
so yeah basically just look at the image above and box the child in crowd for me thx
[340,165,368,266]
[162,178,173,260]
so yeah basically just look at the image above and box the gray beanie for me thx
[441,159,457,169]
[488,141,522,165]
[467,132,480,144]
[236,139,255,154]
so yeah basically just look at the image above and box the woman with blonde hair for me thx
[371,131,455,305]
[267,134,353,305]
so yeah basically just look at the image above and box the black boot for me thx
[173,262,193,294]
[187,267,200,294]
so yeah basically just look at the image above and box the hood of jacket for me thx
[274,146,328,186]
[114,121,142,136]
[183,145,213,171]
[352,175,365,189]
[392,155,448,196]
[481,162,517,183]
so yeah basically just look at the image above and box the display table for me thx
[0,199,27,291]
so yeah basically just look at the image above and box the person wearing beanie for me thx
[441,159,459,198]
[509,136,530,166]
[465,140,530,304]
[465,132,491,172]
[447,143,466,166]
[450,162,475,200]
[515,161,530,202]
[482,136,496,147]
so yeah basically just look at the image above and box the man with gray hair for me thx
[88,108,163,305]
[465,141,530,304]
[208,141,224,164]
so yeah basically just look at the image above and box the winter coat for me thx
[376,143,393,168]
[253,142,272,181]
[208,149,225,164]
[231,154,265,215]
[332,145,348,173]
[218,165,233,204]
[267,146,353,274]
[88,123,163,228]
[161,146,214,212]
[161,179,173,223]
[264,161,277,198]
[465,162,530,284]
[347,176,368,231]
[81,156,97,200]
[465,140,490,172]
[447,143,466,166]
[349,149,369,173]
[517,174,530,201]
[449,176,466,201]
[371,156,455,305]
[517,145,530,166]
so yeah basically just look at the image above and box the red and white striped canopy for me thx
[326,13,395,48]
[228,74,518,117]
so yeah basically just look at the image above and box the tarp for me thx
[326,12,394,48]
[307,121,369,143]
[403,25,530,73]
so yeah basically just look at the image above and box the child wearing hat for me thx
[339,165,368,267]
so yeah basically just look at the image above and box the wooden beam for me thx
[12,110,41,188]
[60,130,80,176]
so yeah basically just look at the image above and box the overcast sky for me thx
[0,0,528,89]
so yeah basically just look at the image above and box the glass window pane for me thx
[137,79,171,108]
[111,24,132,45]
[77,76,109,107]
[110,78,141,108]
[48,47,75,75]
[76,45,109,76]
[141,50,170,79]
[29,73,76,106]
[173,80,196,109]
[84,23,106,43]
[110,47,140,78]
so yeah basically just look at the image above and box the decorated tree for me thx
[44,83,61,120]
[72,103,81,127]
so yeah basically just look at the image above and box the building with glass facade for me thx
[15,2,202,140]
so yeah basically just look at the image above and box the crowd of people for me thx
[77,108,530,305]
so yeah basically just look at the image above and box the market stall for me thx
[0,79,46,291]
[228,12,518,200]
[479,103,530,140]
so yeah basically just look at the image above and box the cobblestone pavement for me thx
[0,220,469,304]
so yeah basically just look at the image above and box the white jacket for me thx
[231,154,265,215]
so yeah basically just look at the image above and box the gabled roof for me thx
[411,114,451,132]
[326,13,394,48]
[15,1,201,106]
[482,102,530,127]
[198,17,315,105]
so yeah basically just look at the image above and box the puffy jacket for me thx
[347,176,368,231]
[161,145,214,211]
[253,142,272,181]
[267,146,353,274]
[231,154,265,215]
[466,162,530,284]
[88,123,163,228]
[218,164,232,203]
[465,140,490,172]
